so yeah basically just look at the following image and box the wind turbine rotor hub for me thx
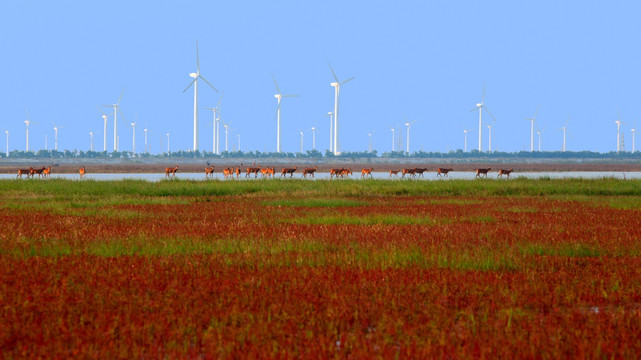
[330,82,339,87]
[189,73,198,78]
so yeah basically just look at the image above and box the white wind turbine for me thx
[204,93,223,154]
[470,87,496,152]
[89,131,94,151]
[487,123,494,152]
[272,74,298,153]
[96,106,109,152]
[328,63,355,155]
[631,123,636,153]
[536,127,546,152]
[367,130,375,153]
[463,128,472,152]
[310,126,316,150]
[390,128,395,152]
[404,118,416,155]
[130,116,137,154]
[327,112,334,151]
[222,121,233,152]
[524,107,539,152]
[101,88,126,152]
[5,130,9,156]
[24,110,36,152]
[615,112,626,153]
[298,129,304,153]
[166,133,170,153]
[559,118,570,152]
[183,41,219,152]
[52,123,65,151]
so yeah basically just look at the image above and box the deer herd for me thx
[12,164,515,180]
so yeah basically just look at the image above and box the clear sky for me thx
[1,1,641,154]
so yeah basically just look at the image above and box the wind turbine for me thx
[101,88,126,152]
[404,118,416,155]
[524,107,539,152]
[183,41,219,152]
[536,127,546,152]
[463,129,472,152]
[327,112,334,151]
[298,129,304,153]
[470,86,496,152]
[130,116,137,154]
[272,74,298,153]
[5,130,8,157]
[615,112,626,153]
[222,121,232,152]
[24,110,36,152]
[328,63,355,155]
[367,130,375,153]
[559,117,570,152]
[204,93,223,154]
[487,123,494,152]
[311,126,316,150]
[97,106,109,152]
[166,133,170,153]
[237,134,241,152]
[390,128,395,152]
[52,123,64,151]
[631,123,636,153]
[89,131,94,151]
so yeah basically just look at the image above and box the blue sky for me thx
[1,1,641,154]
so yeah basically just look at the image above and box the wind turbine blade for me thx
[482,84,486,103]
[327,62,339,82]
[341,77,355,85]
[117,87,125,105]
[196,40,200,72]
[182,78,197,93]
[25,109,30,121]
[217,91,224,109]
[199,75,219,93]
[470,106,480,112]
[118,108,126,124]
[96,105,107,116]
[282,94,299,98]
[483,105,496,121]
[271,73,281,94]
[533,106,539,120]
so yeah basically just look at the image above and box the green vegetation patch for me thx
[262,198,367,208]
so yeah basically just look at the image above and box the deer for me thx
[246,166,261,178]
[266,167,275,177]
[79,167,86,179]
[330,168,344,179]
[340,168,352,178]
[205,166,215,179]
[475,168,491,178]
[302,166,318,178]
[361,168,374,178]
[17,167,33,179]
[402,168,416,178]
[497,168,513,179]
[413,168,428,178]
[165,166,178,178]
[437,168,453,178]
[235,167,241,178]
[389,170,400,177]
[281,166,297,177]
[222,167,233,179]
[43,166,52,179]
[31,166,46,178]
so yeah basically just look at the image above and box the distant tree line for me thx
[1,148,641,160]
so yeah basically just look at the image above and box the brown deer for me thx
[79,167,86,179]
[339,168,352,178]
[330,168,344,179]
[497,168,513,179]
[246,166,261,178]
[165,166,178,178]
[475,168,491,178]
[413,168,427,178]
[17,167,33,179]
[205,166,215,179]
[222,167,233,179]
[281,166,297,177]
[402,168,416,178]
[437,168,453,178]
[235,167,241,178]
[361,168,374,178]
[389,170,399,177]
[43,166,52,179]
[302,166,318,178]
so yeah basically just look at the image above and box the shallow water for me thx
[4,171,641,181]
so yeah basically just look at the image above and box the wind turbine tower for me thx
[5,131,9,157]
[272,74,298,153]
[166,133,170,153]
[89,131,94,151]
[525,107,539,152]
[24,110,35,152]
[631,126,636,153]
[404,118,416,155]
[463,129,472,152]
[537,127,546,152]
[327,112,333,151]
[615,113,625,153]
[470,87,495,151]
[487,124,493,152]
[204,94,223,154]
[560,118,569,152]
[183,41,219,152]
[131,120,137,154]
[311,126,316,150]
[328,63,355,155]
[299,130,304,153]
[390,128,395,152]
[53,124,64,151]
[101,88,126,152]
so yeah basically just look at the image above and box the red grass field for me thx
[1,180,641,358]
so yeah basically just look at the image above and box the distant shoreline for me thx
[2,158,641,174]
